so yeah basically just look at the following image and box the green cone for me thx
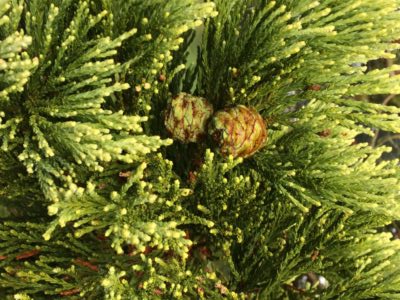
[164,93,214,143]
[209,105,267,158]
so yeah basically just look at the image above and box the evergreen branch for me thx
[0,2,38,102]
[255,101,400,219]
[323,233,400,299]
[42,156,213,259]
[0,2,172,198]
[198,0,400,133]
[96,0,217,114]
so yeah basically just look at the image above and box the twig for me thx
[382,94,396,106]
[371,94,397,147]
[371,129,380,148]
[377,134,400,147]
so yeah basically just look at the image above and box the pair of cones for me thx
[164,93,267,158]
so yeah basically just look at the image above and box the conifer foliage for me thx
[1,0,400,299]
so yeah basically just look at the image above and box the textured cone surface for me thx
[164,93,214,143]
[209,105,267,158]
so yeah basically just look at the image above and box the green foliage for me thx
[322,232,400,300]
[1,0,400,299]
[44,156,199,256]
[197,0,400,129]
[257,99,400,218]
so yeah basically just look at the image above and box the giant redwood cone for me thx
[164,93,214,143]
[208,105,267,158]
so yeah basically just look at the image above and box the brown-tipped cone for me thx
[164,93,214,143]
[208,105,267,158]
